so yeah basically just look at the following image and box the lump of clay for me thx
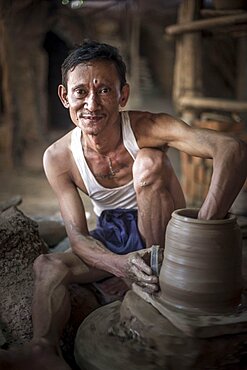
[0,206,48,346]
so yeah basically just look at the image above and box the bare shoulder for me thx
[43,130,74,183]
[128,110,183,147]
[44,131,71,168]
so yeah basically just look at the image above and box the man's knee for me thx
[33,254,69,282]
[133,149,165,192]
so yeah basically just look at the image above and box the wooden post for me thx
[0,1,50,168]
[129,0,141,107]
[0,18,13,168]
[172,1,206,205]
[172,0,203,123]
[237,36,247,103]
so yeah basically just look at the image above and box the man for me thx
[0,40,246,369]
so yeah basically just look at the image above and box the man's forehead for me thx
[67,60,119,84]
[70,60,117,74]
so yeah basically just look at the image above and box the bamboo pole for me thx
[166,12,247,36]
[179,96,247,112]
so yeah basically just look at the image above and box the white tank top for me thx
[71,111,139,216]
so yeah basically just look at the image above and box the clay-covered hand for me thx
[136,246,164,276]
[116,250,159,293]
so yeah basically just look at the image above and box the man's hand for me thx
[114,248,162,294]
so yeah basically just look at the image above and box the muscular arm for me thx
[43,143,158,291]
[43,144,121,275]
[134,112,247,219]
[177,126,247,220]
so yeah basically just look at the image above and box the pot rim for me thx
[172,208,237,224]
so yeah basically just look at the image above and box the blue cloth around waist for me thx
[89,208,145,255]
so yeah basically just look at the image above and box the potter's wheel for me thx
[74,291,247,370]
[133,283,247,338]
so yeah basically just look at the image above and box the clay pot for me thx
[160,208,242,314]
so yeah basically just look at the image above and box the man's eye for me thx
[99,87,110,94]
[75,89,86,96]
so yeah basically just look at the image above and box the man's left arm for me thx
[196,133,247,219]
[143,113,247,220]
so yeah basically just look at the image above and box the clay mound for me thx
[0,207,48,346]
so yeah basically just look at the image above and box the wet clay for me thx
[159,208,243,314]
[75,291,247,370]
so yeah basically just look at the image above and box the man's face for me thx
[59,60,129,136]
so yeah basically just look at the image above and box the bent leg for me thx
[133,148,186,248]
[32,252,109,345]
[0,252,109,370]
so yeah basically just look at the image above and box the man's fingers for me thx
[130,255,152,275]
[135,281,159,294]
[130,265,158,284]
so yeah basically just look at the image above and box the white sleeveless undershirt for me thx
[71,111,139,216]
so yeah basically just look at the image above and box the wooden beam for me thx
[200,9,245,18]
[166,13,247,36]
[179,96,247,112]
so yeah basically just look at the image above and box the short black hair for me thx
[61,40,127,89]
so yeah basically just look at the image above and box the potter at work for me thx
[0,40,246,370]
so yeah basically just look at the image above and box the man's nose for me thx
[84,92,99,111]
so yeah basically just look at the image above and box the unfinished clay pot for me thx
[160,208,242,314]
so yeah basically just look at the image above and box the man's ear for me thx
[58,85,69,108]
[119,84,130,107]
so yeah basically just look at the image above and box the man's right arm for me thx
[43,144,158,292]
[43,144,120,272]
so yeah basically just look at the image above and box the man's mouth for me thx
[80,114,103,122]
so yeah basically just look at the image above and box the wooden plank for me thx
[166,12,247,36]
[179,96,247,112]
[200,9,246,18]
